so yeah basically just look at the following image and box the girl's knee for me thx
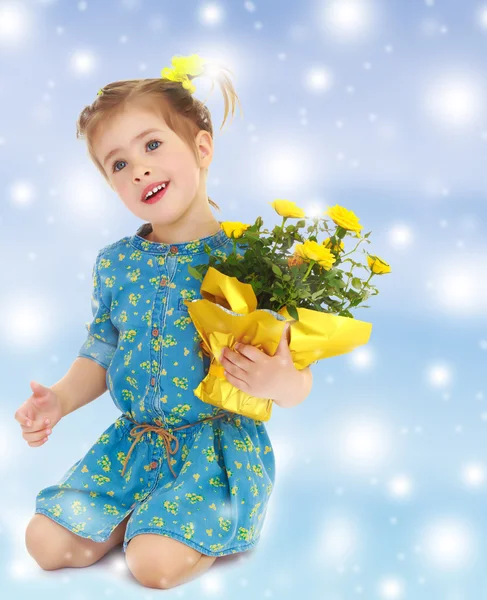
[26,513,121,570]
[125,534,215,589]
[26,514,74,570]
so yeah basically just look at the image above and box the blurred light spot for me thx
[200,3,224,26]
[461,462,485,487]
[426,363,452,388]
[349,347,374,370]
[9,181,36,206]
[70,49,97,75]
[0,2,32,48]
[304,66,334,92]
[424,74,485,130]
[420,517,477,569]
[319,0,377,42]
[318,514,361,567]
[201,573,224,593]
[256,144,314,194]
[378,577,405,599]
[1,299,51,347]
[387,474,413,499]
[476,5,487,31]
[334,415,393,472]
[434,260,486,312]
[61,169,110,217]
[388,223,414,249]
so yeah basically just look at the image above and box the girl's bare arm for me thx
[51,357,110,418]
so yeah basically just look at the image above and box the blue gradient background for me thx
[1,0,486,598]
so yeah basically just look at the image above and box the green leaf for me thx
[187,265,203,281]
[287,304,299,320]
[272,264,282,277]
[351,277,362,290]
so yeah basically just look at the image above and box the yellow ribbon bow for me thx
[160,53,207,94]
[97,53,207,98]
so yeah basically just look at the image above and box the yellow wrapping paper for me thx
[185,267,373,422]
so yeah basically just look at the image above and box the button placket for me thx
[144,443,163,496]
[147,251,171,426]
[150,325,160,389]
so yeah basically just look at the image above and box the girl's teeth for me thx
[144,182,168,202]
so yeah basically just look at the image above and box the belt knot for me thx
[120,411,229,478]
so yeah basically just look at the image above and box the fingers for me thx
[16,412,51,432]
[14,407,52,446]
[19,417,50,432]
[25,434,50,447]
[22,426,52,447]
[221,351,249,374]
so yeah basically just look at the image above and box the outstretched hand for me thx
[14,381,64,447]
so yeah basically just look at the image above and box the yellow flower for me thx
[221,221,251,238]
[161,53,207,94]
[294,240,337,270]
[367,255,391,274]
[325,205,362,236]
[323,237,345,253]
[270,199,306,218]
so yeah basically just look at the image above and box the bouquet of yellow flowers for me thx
[184,200,391,421]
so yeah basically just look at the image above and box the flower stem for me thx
[302,260,315,282]
[270,216,286,260]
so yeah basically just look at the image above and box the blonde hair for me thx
[76,61,243,211]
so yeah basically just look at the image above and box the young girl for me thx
[18,54,312,590]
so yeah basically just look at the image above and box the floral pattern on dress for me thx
[35,222,275,556]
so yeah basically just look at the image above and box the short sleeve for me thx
[77,250,119,370]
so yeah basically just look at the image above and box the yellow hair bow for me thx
[161,53,207,94]
[96,53,207,98]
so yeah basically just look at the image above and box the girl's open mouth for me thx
[143,182,170,204]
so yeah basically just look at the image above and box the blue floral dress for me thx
[35,222,275,556]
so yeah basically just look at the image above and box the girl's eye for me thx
[112,139,162,173]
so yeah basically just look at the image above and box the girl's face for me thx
[93,104,213,226]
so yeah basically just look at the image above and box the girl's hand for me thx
[220,323,298,401]
[14,381,64,447]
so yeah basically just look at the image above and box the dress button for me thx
[152,328,159,337]
[160,279,167,286]
[150,377,155,386]
[149,461,158,470]
[170,245,178,254]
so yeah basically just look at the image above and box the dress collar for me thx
[130,221,229,255]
